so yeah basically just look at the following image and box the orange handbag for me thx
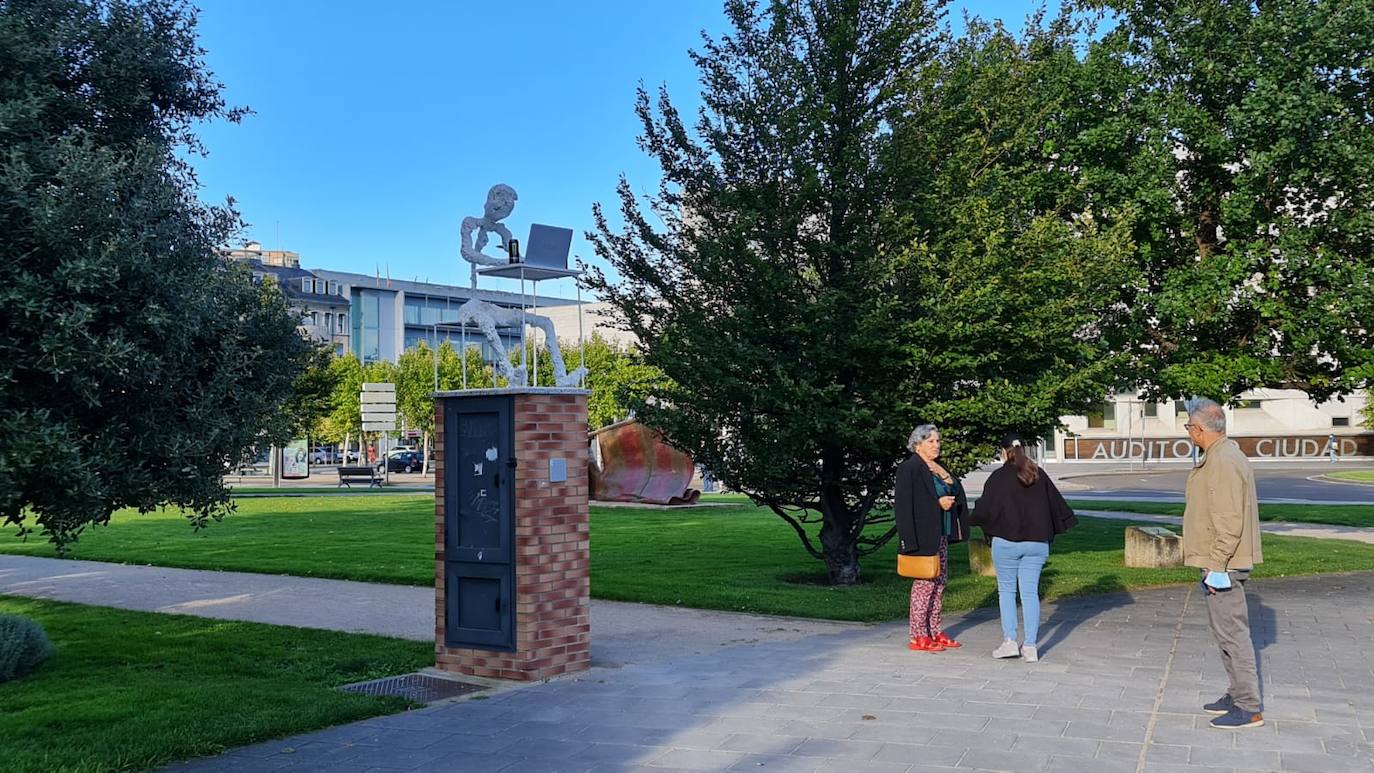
[897,553,939,580]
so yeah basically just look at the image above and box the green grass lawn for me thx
[0,496,436,584]
[228,486,433,496]
[1068,499,1374,528]
[1328,470,1374,484]
[588,503,1374,621]
[4,497,1374,622]
[0,596,432,773]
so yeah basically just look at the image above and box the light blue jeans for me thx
[991,537,1050,644]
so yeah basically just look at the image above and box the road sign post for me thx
[361,383,397,485]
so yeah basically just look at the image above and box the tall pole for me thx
[576,280,585,388]
[531,278,539,387]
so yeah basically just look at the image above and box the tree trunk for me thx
[422,430,432,475]
[819,507,862,585]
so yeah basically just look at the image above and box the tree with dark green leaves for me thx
[0,0,312,548]
[586,1,1131,583]
[1082,0,1374,402]
[282,344,339,439]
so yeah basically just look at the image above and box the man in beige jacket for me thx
[1183,398,1264,729]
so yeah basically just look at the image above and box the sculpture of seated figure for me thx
[456,184,587,388]
[460,183,517,287]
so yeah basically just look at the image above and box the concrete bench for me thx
[1125,525,1183,568]
[337,465,382,488]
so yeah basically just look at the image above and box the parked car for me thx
[310,447,338,465]
[385,450,425,473]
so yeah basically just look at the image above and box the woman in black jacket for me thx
[971,435,1077,663]
[894,424,971,652]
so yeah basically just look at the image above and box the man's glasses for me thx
[1183,422,1197,430]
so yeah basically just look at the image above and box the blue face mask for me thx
[1204,571,1232,590]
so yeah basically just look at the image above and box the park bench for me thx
[337,465,383,488]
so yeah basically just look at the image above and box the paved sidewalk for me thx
[0,555,856,664]
[155,573,1373,773]
[4,558,1373,772]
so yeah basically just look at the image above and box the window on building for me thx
[302,278,312,293]
[1086,402,1116,429]
[1144,402,1158,418]
[310,311,319,326]
[1236,399,1262,409]
[338,312,347,329]
[324,312,333,333]
[354,291,381,363]
[328,281,339,296]
[1333,417,1351,427]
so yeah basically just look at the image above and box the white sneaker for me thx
[992,639,1020,659]
[1021,644,1039,663]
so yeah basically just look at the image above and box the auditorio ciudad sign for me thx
[1063,434,1373,461]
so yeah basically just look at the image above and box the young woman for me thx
[971,435,1077,662]
[894,424,971,652]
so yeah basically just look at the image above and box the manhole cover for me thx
[339,673,485,704]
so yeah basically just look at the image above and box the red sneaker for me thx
[933,632,961,649]
[908,636,946,652]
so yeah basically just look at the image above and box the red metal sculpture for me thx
[589,419,701,505]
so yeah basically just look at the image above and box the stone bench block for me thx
[1124,525,1183,568]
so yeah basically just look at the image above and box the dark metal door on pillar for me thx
[442,395,515,651]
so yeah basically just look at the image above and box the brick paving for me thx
[156,572,1374,772]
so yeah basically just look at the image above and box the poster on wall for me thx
[282,438,310,479]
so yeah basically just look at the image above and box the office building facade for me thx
[225,245,580,364]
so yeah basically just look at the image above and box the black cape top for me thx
[971,462,1078,543]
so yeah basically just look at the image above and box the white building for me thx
[311,269,579,365]
[1051,389,1369,462]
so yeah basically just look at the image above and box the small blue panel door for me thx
[442,396,515,651]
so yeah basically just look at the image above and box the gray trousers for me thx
[1203,569,1262,712]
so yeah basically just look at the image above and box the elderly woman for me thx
[895,424,971,652]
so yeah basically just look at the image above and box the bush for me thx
[0,613,55,682]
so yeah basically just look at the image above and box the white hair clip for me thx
[1011,439,1022,447]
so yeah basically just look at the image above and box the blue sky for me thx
[191,1,1041,299]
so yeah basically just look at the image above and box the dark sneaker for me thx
[1209,707,1264,729]
[1203,694,1234,715]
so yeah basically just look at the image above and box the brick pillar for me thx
[433,389,591,681]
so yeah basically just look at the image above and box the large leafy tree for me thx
[586,1,1130,583]
[0,0,312,547]
[1084,0,1374,401]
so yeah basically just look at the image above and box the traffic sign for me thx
[360,383,396,431]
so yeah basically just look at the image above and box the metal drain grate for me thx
[339,673,486,704]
